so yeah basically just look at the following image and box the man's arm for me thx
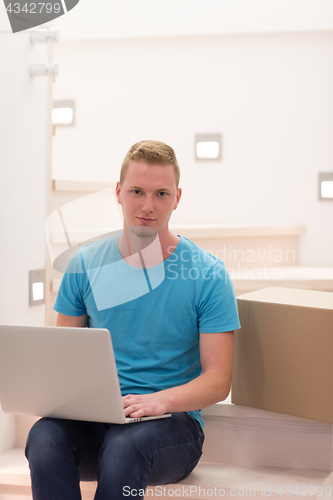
[123,331,234,418]
[56,312,88,328]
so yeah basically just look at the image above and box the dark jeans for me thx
[25,412,204,500]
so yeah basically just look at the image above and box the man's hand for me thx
[123,393,169,418]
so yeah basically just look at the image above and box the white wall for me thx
[52,31,333,266]
[0,34,51,452]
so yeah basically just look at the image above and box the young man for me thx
[25,140,240,500]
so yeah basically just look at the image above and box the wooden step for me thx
[51,265,333,296]
[3,405,332,499]
[13,405,333,472]
[148,463,333,500]
[0,449,332,500]
[0,448,95,500]
[48,222,305,268]
[230,266,333,293]
[201,404,333,471]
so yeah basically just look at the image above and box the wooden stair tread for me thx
[0,449,332,497]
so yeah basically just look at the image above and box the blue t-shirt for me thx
[54,234,241,428]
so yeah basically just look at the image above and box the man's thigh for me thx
[99,412,204,485]
[27,413,204,485]
[26,417,110,481]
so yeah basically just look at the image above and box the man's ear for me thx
[173,187,182,211]
[115,181,122,205]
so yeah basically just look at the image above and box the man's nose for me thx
[141,195,155,213]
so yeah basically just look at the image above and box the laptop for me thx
[0,325,171,424]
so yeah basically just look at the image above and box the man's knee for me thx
[25,418,71,466]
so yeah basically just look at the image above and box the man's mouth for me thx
[137,217,156,223]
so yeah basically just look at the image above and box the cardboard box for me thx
[232,287,333,423]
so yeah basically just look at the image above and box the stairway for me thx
[0,404,332,500]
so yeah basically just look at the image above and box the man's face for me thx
[116,161,181,239]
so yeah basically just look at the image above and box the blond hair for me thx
[120,140,180,187]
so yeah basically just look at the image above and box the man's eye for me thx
[158,192,167,197]
[132,190,141,195]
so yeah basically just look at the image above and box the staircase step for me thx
[201,404,333,471]
[1,449,332,500]
[147,463,333,500]
[0,449,30,487]
[12,405,333,472]
[0,448,95,499]
[2,405,333,499]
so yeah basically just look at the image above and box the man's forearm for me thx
[123,369,231,418]
[161,369,231,412]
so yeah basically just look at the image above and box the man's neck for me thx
[118,228,179,267]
